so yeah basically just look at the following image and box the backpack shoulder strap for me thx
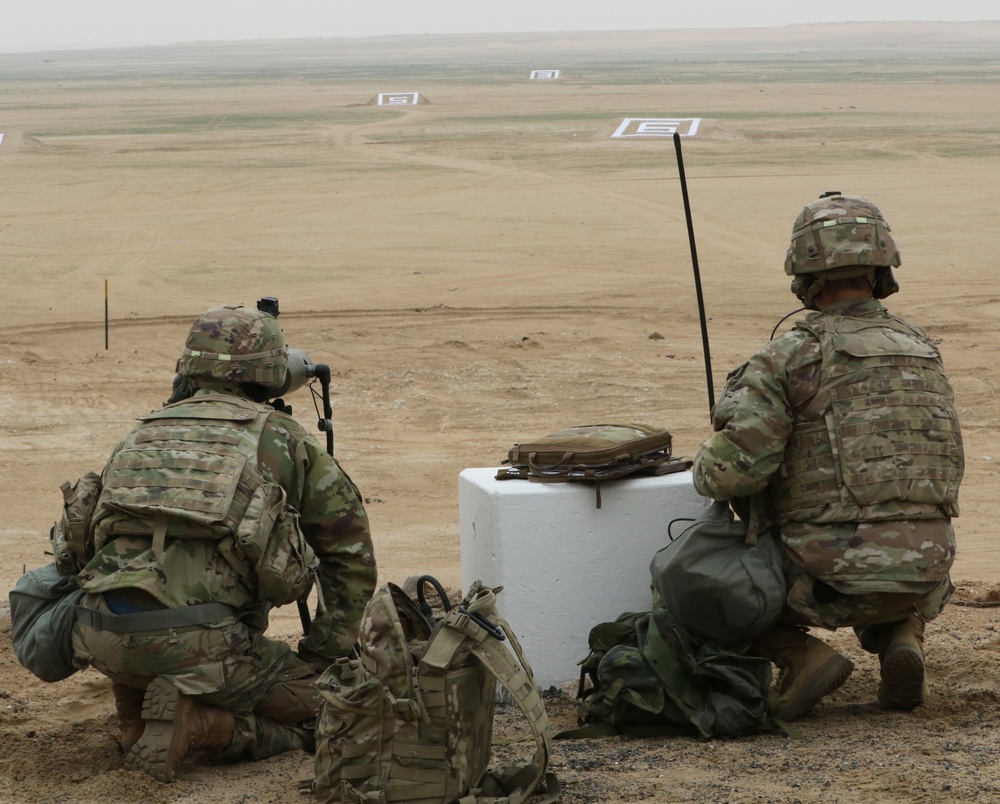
[421,587,559,804]
[642,608,704,720]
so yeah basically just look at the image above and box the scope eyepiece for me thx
[271,347,315,397]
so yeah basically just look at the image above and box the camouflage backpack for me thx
[563,607,779,741]
[307,578,560,804]
[88,393,316,606]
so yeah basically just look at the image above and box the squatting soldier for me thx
[692,193,963,720]
[69,304,377,781]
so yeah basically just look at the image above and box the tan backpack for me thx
[306,578,560,804]
[496,423,690,507]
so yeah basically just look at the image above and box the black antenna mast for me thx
[673,132,715,416]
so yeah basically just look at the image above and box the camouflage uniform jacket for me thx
[693,298,963,589]
[79,389,377,664]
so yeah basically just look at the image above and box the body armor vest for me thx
[769,312,963,524]
[90,393,316,607]
[93,394,272,548]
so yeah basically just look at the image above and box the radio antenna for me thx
[673,132,715,415]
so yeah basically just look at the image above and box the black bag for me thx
[9,563,85,682]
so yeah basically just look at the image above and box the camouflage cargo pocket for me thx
[314,662,389,804]
[49,471,103,575]
[237,481,318,606]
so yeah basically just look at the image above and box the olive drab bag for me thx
[563,608,777,741]
[89,393,317,606]
[307,578,560,804]
[649,499,786,645]
[9,563,86,682]
[496,423,691,507]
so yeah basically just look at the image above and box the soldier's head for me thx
[784,192,901,310]
[175,304,288,401]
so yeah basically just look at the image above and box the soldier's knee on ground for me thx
[223,712,315,760]
[253,676,324,723]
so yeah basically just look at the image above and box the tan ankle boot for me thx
[752,624,854,721]
[112,682,146,754]
[124,678,235,783]
[877,615,927,710]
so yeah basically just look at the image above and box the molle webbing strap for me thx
[346,786,447,803]
[152,514,168,563]
[74,601,235,632]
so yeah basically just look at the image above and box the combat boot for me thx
[752,624,854,721]
[124,677,235,783]
[876,615,927,710]
[111,682,146,754]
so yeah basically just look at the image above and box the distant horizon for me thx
[0,8,1000,54]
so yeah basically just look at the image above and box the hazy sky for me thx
[3,0,997,53]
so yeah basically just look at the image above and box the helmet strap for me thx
[790,274,825,310]
[792,268,884,310]
[873,266,900,299]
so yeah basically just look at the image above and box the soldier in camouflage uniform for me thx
[692,193,963,720]
[70,304,377,782]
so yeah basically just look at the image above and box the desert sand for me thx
[2,22,999,802]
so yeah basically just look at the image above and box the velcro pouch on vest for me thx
[236,481,318,607]
[49,471,103,575]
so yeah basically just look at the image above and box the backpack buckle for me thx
[458,606,506,641]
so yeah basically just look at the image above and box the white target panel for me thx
[612,118,702,138]
[530,70,560,80]
[377,92,420,106]
[0,133,5,146]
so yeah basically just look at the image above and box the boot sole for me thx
[878,645,925,710]
[123,678,184,783]
[778,655,854,721]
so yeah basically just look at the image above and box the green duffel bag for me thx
[9,563,85,682]
[650,499,786,645]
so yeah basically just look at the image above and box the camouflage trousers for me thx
[782,574,952,649]
[71,593,322,761]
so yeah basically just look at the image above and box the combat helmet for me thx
[784,192,901,308]
[176,304,288,393]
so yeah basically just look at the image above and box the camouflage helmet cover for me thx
[784,192,901,277]
[176,304,288,389]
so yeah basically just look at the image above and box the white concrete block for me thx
[458,467,707,690]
